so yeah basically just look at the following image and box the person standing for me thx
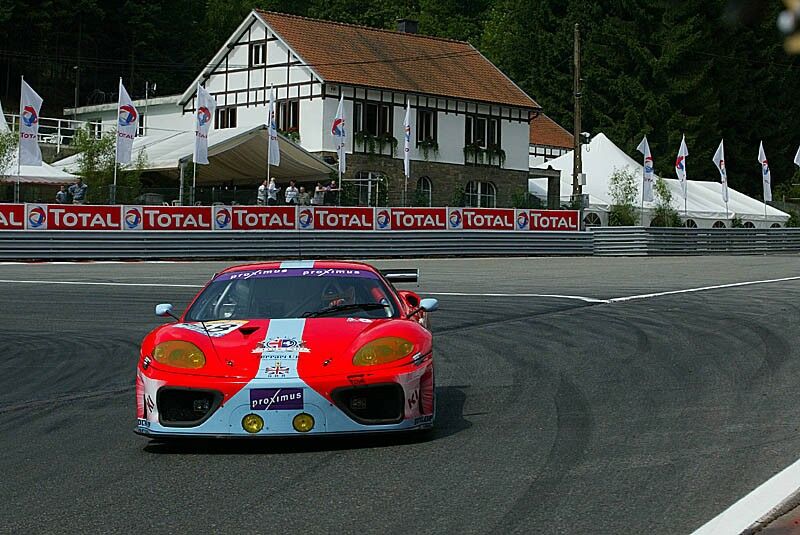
[297,186,310,205]
[257,180,267,206]
[55,186,68,204]
[285,180,299,205]
[69,178,88,205]
[311,182,325,206]
[324,180,340,206]
[267,178,281,206]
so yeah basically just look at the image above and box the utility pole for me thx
[572,22,583,201]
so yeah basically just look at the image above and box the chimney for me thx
[396,19,419,34]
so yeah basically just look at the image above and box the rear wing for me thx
[380,268,419,286]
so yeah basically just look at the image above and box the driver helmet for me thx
[322,285,355,308]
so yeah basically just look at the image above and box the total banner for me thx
[213,206,295,231]
[297,206,375,231]
[375,207,447,230]
[122,205,212,231]
[447,208,516,230]
[25,204,122,230]
[0,204,24,229]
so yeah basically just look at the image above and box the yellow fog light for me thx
[293,413,315,433]
[152,340,206,369]
[353,337,415,366]
[242,414,264,433]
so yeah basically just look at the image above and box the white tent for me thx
[530,133,788,228]
[52,123,334,184]
[1,153,77,185]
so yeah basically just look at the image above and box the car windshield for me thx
[185,267,397,321]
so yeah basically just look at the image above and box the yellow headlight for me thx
[152,340,206,369]
[293,413,315,433]
[242,414,264,433]
[353,337,415,366]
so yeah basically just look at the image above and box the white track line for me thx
[0,279,203,288]
[608,276,800,303]
[692,457,800,534]
[426,291,608,303]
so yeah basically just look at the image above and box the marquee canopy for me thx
[530,133,788,224]
[52,124,335,184]
[0,154,78,186]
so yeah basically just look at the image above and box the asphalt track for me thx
[2,256,800,534]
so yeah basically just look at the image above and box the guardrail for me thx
[592,227,800,256]
[0,231,593,260]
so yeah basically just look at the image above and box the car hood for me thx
[144,317,430,378]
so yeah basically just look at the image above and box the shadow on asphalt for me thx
[142,385,472,455]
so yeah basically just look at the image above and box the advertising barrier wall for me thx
[2,204,582,232]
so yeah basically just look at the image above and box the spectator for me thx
[257,180,267,206]
[297,186,310,205]
[311,182,325,206]
[324,180,340,205]
[267,178,281,206]
[55,186,68,204]
[285,180,299,205]
[69,178,88,205]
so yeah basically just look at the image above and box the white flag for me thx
[758,141,772,203]
[636,135,654,202]
[0,100,9,133]
[712,139,729,204]
[19,79,43,166]
[794,145,800,168]
[403,102,411,178]
[116,79,138,164]
[331,94,346,175]
[675,134,688,198]
[194,84,216,165]
[267,86,280,166]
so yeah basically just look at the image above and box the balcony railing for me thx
[3,113,105,154]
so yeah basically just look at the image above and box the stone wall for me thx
[320,151,529,207]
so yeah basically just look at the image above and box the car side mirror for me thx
[155,303,179,320]
[405,297,439,318]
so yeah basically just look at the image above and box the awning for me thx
[0,154,78,186]
[52,124,335,184]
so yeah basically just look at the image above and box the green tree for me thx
[650,176,681,227]
[607,167,638,226]
[72,128,144,203]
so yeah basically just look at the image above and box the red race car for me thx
[135,260,438,438]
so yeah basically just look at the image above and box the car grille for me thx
[157,387,222,427]
[331,383,404,425]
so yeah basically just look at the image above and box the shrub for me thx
[607,167,638,226]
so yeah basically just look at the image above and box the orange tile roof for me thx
[257,11,539,109]
[530,113,574,149]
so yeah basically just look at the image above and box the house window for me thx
[743,221,756,228]
[712,221,727,228]
[584,212,602,227]
[137,114,146,137]
[215,107,237,129]
[277,100,300,132]
[249,43,266,67]
[684,219,698,228]
[353,171,385,206]
[465,116,500,148]
[465,181,496,208]
[416,109,436,144]
[354,101,392,137]
[89,119,103,138]
[416,176,432,207]
[770,223,782,228]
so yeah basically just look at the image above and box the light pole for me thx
[144,81,156,135]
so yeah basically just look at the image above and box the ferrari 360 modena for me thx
[135,260,438,438]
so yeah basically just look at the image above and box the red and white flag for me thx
[758,141,771,203]
[331,94,346,175]
[675,135,688,198]
[194,84,216,165]
[712,139,729,204]
[0,100,9,133]
[267,86,280,166]
[19,79,43,166]
[116,79,139,164]
[636,135,654,202]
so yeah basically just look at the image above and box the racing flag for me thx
[0,100,9,133]
[403,101,411,178]
[19,79,43,166]
[267,86,280,166]
[116,79,139,164]
[758,141,772,203]
[194,84,216,165]
[331,94,346,175]
[712,139,729,204]
[794,145,800,169]
[636,135,654,202]
[675,134,688,198]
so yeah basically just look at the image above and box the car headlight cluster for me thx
[353,337,415,366]
[152,340,206,369]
